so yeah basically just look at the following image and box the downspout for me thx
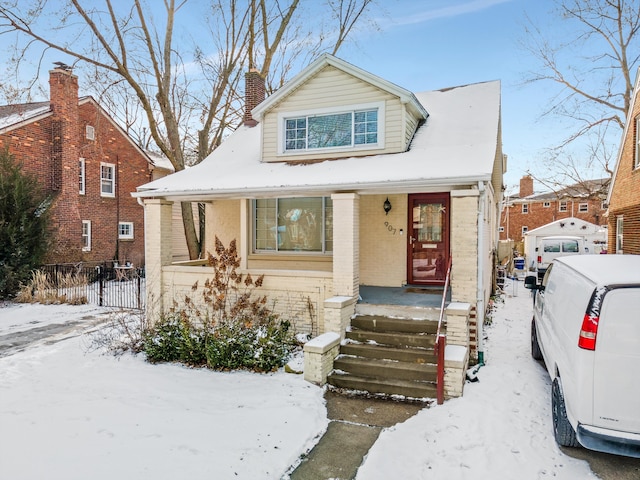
[477,181,486,365]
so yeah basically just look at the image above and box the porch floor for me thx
[358,285,450,309]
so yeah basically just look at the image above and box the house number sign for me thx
[384,221,397,235]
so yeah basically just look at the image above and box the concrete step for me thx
[340,343,436,364]
[351,315,440,334]
[327,372,437,399]
[334,356,437,383]
[346,330,436,349]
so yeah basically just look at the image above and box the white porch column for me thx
[331,193,360,298]
[144,198,173,323]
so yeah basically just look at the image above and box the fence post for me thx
[98,264,104,307]
[136,270,142,310]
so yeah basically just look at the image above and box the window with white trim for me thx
[79,158,85,195]
[522,226,528,236]
[279,102,384,154]
[616,216,623,253]
[101,162,115,197]
[118,222,134,240]
[86,125,95,140]
[82,220,91,252]
[559,200,568,212]
[635,116,640,169]
[578,203,588,213]
[254,197,333,253]
[522,203,528,214]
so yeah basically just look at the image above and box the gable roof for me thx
[252,54,429,122]
[135,79,502,200]
[606,66,640,205]
[0,96,151,164]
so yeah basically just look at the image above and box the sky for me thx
[335,0,613,192]
[0,0,625,193]
[0,279,613,479]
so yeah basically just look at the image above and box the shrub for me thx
[140,237,298,372]
[0,149,51,299]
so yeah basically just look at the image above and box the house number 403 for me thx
[384,221,397,235]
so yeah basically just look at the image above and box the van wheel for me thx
[552,378,579,447]
[531,319,543,360]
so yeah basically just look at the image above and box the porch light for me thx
[383,197,392,215]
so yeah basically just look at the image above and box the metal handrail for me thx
[435,256,452,405]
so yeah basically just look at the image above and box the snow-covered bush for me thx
[142,237,297,372]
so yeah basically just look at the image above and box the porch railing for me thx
[435,257,452,405]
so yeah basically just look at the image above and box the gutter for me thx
[132,174,494,201]
[477,180,486,365]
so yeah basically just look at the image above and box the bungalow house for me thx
[0,66,156,266]
[606,68,640,254]
[134,54,504,399]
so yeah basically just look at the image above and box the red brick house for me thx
[501,175,609,244]
[0,66,156,265]
[606,69,640,254]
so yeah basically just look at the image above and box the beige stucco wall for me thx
[359,194,407,286]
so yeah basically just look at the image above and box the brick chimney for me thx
[48,65,82,257]
[243,69,265,127]
[519,175,534,198]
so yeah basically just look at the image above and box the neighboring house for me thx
[501,175,609,242]
[606,68,640,254]
[0,66,155,266]
[522,217,607,269]
[135,55,504,392]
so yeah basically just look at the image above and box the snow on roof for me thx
[0,101,51,131]
[146,150,175,172]
[134,80,501,200]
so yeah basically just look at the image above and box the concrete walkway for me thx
[288,391,428,480]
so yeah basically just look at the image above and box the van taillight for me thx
[578,313,599,350]
[537,255,541,264]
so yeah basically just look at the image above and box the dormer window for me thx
[279,102,384,154]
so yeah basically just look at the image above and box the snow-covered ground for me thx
[0,280,605,479]
[357,279,596,479]
[0,303,327,480]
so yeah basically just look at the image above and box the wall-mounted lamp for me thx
[383,197,392,215]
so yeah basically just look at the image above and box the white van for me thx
[525,255,640,458]
[535,235,586,280]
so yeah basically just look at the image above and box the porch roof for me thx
[134,80,501,201]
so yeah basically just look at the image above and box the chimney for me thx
[519,175,534,198]
[48,64,81,257]
[243,69,265,127]
[49,65,79,118]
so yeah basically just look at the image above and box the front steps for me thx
[327,315,441,400]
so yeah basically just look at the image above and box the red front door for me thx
[407,193,450,286]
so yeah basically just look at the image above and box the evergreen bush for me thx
[0,149,51,299]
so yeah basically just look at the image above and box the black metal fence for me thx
[39,262,146,310]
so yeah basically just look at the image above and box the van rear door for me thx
[592,287,640,433]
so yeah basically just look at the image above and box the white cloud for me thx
[384,0,513,29]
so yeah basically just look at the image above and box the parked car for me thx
[534,235,587,281]
[524,255,640,458]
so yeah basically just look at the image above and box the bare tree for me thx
[523,0,640,187]
[0,0,378,259]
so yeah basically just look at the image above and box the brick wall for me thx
[608,85,640,254]
[0,69,150,264]
[500,198,606,243]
